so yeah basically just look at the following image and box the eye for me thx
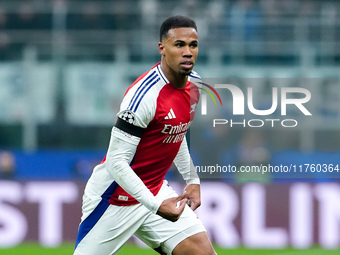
[190,42,198,48]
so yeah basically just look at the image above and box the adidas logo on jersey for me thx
[164,108,176,119]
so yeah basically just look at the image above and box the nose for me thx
[183,46,193,57]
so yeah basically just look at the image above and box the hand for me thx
[183,184,201,211]
[156,193,187,222]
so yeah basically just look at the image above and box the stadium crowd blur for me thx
[0,0,339,182]
[0,0,339,63]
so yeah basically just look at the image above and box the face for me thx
[159,27,199,76]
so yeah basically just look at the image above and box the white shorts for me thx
[74,181,206,255]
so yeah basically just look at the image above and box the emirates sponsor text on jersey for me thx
[161,120,192,143]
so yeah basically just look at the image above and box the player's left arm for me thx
[173,136,201,211]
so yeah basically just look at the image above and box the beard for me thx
[179,68,192,76]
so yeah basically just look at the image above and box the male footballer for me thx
[74,15,216,255]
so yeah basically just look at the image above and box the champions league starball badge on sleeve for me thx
[119,111,135,124]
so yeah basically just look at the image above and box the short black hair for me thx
[159,15,197,42]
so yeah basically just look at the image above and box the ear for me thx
[158,42,165,56]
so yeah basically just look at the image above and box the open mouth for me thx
[180,61,193,69]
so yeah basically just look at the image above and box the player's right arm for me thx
[106,116,186,222]
[106,118,161,214]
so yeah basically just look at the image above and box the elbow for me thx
[106,153,130,181]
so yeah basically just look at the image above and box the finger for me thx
[187,199,194,209]
[175,192,187,201]
[190,202,198,211]
[177,198,187,213]
[188,199,197,209]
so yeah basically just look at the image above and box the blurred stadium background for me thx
[0,0,340,254]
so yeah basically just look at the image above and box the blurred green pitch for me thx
[0,243,340,255]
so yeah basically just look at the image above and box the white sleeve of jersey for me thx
[117,73,160,129]
[105,127,162,214]
[173,137,200,185]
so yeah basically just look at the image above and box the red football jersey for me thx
[108,63,201,206]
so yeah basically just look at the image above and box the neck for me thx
[160,61,188,89]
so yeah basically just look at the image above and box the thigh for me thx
[74,197,149,255]
[135,183,206,254]
[172,232,216,255]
